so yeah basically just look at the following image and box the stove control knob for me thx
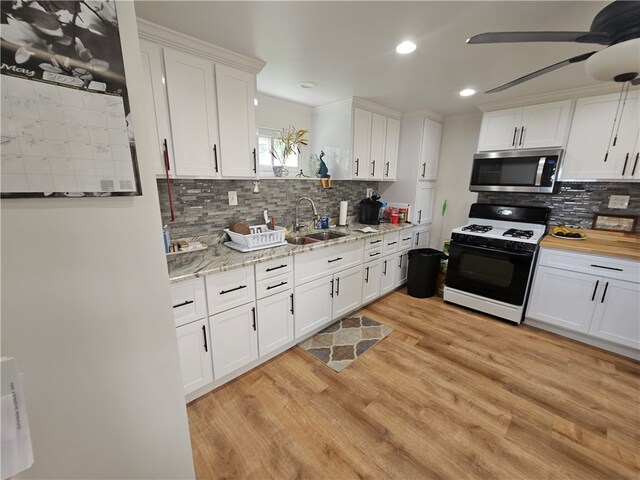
[516,242,526,250]
[504,241,514,249]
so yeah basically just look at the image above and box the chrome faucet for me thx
[295,197,319,233]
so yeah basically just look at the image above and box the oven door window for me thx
[445,242,534,305]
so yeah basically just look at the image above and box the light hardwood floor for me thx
[188,290,640,479]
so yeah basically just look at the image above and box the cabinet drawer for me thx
[364,235,383,251]
[255,256,293,281]
[383,231,400,255]
[399,229,414,251]
[206,266,256,315]
[256,272,293,299]
[538,248,640,283]
[364,247,383,261]
[295,241,364,285]
[170,277,207,327]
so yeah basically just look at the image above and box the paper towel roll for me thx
[339,201,348,226]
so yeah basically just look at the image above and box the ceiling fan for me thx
[467,0,640,93]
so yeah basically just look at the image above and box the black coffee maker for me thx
[358,195,382,225]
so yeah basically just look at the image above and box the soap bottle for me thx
[163,225,170,254]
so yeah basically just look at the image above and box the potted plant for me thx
[270,126,309,177]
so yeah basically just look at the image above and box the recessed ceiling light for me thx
[459,88,476,97]
[396,41,416,54]
[253,98,259,106]
[300,81,317,89]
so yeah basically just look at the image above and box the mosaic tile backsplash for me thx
[157,179,380,238]
[478,182,640,232]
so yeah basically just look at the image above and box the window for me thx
[258,128,299,174]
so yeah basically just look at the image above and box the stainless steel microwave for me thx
[469,148,563,193]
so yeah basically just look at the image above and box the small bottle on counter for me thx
[163,225,170,254]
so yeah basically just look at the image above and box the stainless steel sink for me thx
[305,231,349,241]
[285,236,320,245]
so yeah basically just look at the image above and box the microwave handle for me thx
[534,157,546,186]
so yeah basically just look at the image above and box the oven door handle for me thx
[534,156,546,186]
[450,241,534,257]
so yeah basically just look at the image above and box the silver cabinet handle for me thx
[512,127,518,147]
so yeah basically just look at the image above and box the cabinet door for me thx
[562,93,624,180]
[396,251,409,287]
[628,130,640,180]
[257,290,294,356]
[383,117,400,180]
[294,276,333,338]
[352,108,371,178]
[414,227,430,249]
[362,259,382,304]
[526,266,597,333]
[589,279,640,349]
[215,64,257,178]
[420,118,442,180]
[139,39,175,177]
[332,265,363,319]
[380,255,396,295]
[520,100,572,149]
[612,95,640,178]
[176,319,213,395]
[369,113,386,180]
[163,48,219,177]
[477,108,522,151]
[414,182,434,225]
[210,303,258,379]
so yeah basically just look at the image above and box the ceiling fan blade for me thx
[632,78,640,86]
[467,31,610,45]
[486,51,597,94]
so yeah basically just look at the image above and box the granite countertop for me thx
[167,222,418,283]
[540,228,640,261]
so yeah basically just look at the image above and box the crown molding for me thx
[311,98,353,115]
[137,19,265,74]
[352,97,401,119]
[477,82,640,112]
[400,107,444,124]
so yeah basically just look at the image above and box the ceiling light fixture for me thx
[300,81,317,89]
[396,41,417,54]
[459,88,476,97]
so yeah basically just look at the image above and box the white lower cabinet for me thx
[209,302,258,379]
[362,259,382,304]
[176,319,214,396]
[380,254,396,295]
[526,248,640,353]
[413,226,430,248]
[396,250,409,287]
[332,265,363,319]
[294,276,333,338]
[257,289,294,356]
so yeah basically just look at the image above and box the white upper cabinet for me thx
[164,48,220,178]
[369,113,387,180]
[562,91,639,181]
[138,21,264,180]
[139,39,175,177]
[352,108,372,179]
[477,100,572,151]
[383,117,400,180]
[215,64,258,178]
[420,118,442,180]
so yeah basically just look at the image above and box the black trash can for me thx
[407,248,447,298]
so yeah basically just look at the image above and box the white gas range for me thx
[444,204,550,324]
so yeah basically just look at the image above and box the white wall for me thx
[0,3,195,478]
[256,92,312,131]
[430,112,481,249]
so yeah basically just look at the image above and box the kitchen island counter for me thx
[540,228,640,261]
[167,222,418,283]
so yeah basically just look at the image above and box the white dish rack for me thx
[224,224,287,251]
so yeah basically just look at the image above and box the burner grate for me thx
[462,224,493,233]
[503,229,534,239]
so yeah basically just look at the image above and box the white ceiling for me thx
[134,1,611,116]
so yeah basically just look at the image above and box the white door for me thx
[163,48,219,177]
[526,266,597,333]
[611,94,639,178]
[562,93,626,180]
[414,182,434,225]
[362,259,382,304]
[628,130,640,180]
[396,251,409,287]
[215,64,257,178]
[332,265,363,319]
[414,227,430,248]
[139,40,175,177]
[257,290,294,356]
[477,108,522,151]
[176,319,213,396]
[380,255,396,295]
[520,100,572,149]
[589,279,640,349]
[294,276,333,338]
[383,117,400,180]
[352,108,371,178]
[209,303,258,379]
[420,118,442,180]
[369,113,386,180]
